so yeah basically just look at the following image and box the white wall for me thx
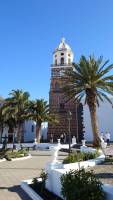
[83,100,113,141]
[24,121,48,142]
[40,122,48,140]
[24,120,36,142]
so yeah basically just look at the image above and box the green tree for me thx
[5,89,30,142]
[0,101,16,147]
[63,55,113,147]
[0,106,6,141]
[28,99,58,143]
[0,98,5,140]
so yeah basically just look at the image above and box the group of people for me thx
[101,131,111,145]
[50,133,67,144]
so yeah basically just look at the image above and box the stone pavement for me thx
[0,147,113,199]
[0,150,67,200]
[104,145,113,156]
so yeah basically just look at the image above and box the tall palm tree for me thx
[5,89,30,142]
[0,106,6,141]
[0,98,5,141]
[28,99,58,143]
[62,55,113,147]
[0,102,17,145]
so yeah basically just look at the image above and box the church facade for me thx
[48,38,84,142]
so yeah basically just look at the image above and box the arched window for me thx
[55,59,57,65]
[61,57,64,65]
[60,103,65,110]
[68,58,71,64]
[55,82,59,91]
[31,125,34,132]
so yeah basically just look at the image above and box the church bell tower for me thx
[48,38,82,141]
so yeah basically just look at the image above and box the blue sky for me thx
[0,0,113,101]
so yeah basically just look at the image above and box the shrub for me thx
[63,151,99,164]
[61,169,105,200]
[40,169,48,192]
[32,170,47,193]
[4,148,29,161]
[5,154,12,161]
[32,177,38,186]
[82,151,99,161]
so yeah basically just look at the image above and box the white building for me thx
[84,100,113,141]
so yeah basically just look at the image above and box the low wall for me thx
[0,143,35,149]
[46,166,113,200]
[21,176,113,200]
[63,154,105,170]
[45,153,106,199]
[0,143,53,149]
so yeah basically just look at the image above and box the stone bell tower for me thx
[48,38,83,142]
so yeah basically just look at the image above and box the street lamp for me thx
[67,110,72,154]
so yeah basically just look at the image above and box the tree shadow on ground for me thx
[0,167,42,170]
[31,154,51,157]
[8,185,32,200]
[95,173,113,179]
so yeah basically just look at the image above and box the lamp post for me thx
[76,102,78,142]
[67,111,72,154]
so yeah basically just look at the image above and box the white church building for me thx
[84,100,113,141]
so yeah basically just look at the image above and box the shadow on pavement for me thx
[0,167,41,170]
[8,185,32,200]
[95,172,113,179]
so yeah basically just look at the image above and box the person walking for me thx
[105,131,110,146]
[63,133,66,144]
[60,134,64,144]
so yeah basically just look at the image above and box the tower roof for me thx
[55,37,71,52]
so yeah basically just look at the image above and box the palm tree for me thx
[28,99,58,143]
[5,89,30,142]
[0,101,17,146]
[62,55,113,147]
[0,106,6,141]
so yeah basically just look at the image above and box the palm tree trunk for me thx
[0,126,3,142]
[17,123,22,143]
[36,122,41,143]
[88,103,100,147]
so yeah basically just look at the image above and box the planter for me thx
[21,179,62,200]
[0,158,6,162]
[21,179,43,200]
[11,154,31,161]
[63,154,105,170]
[0,155,31,162]
[21,179,113,200]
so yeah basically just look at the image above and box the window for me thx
[68,53,71,57]
[55,82,59,91]
[55,54,57,57]
[60,103,65,110]
[31,125,34,132]
[51,71,60,77]
[68,58,71,64]
[61,53,64,56]
[61,57,64,65]
[55,59,57,65]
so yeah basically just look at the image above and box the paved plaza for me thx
[0,150,67,200]
[0,147,113,200]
